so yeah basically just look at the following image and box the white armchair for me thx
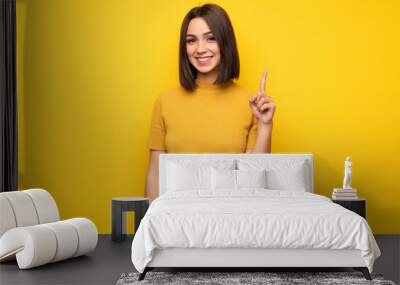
[0,189,97,269]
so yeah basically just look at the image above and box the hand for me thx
[249,70,276,125]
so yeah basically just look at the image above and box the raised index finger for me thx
[259,70,268,93]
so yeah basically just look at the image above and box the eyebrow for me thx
[186,31,213,37]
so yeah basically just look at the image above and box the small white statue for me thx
[342,156,352,189]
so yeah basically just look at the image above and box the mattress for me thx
[131,189,380,273]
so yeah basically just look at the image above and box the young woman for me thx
[145,4,276,202]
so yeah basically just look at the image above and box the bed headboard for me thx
[159,153,314,195]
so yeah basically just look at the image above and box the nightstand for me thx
[332,198,366,219]
[111,197,149,241]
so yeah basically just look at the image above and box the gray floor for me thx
[0,235,135,285]
[0,235,399,285]
[374,235,400,284]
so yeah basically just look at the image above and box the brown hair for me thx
[179,4,240,92]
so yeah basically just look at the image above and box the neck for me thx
[196,70,218,83]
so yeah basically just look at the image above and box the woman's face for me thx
[186,17,221,79]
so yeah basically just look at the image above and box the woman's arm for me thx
[248,121,273,153]
[144,150,166,203]
[247,71,276,153]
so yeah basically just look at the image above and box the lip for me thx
[196,56,212,65]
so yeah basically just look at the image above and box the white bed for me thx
[131,154,380,280]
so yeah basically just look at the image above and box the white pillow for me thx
[266,166,307,191]
[211,168,236,190]
[167,162,211,191]
[211,168,267,190]
[166,159,236,192]
[236,169,267,189]
[237,159,309,191]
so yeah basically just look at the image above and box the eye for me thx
[207,36,216,42]
[186,38,196,44]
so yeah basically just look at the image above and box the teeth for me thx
[198,57,211,62]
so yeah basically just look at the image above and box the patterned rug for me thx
[116,271,396,285]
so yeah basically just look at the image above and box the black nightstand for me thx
[332,198,366,219]
[111,197,149,241]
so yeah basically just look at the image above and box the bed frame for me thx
[139,154,371,281]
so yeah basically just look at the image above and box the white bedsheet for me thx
[131,190,380,273]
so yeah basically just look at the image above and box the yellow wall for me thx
[16,0,400,234]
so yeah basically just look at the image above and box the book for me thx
[333,188,357,193]
[332,193,359,199]
[332,193,357,197]
[332,196,359,200]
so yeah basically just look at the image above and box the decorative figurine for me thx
[342,156,352,189]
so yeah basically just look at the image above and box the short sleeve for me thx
[245,115,258,152]
[147,96,167,151]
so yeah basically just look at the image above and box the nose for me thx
[196,39,207,54]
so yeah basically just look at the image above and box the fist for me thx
[249,70,276,125]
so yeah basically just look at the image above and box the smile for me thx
[196,56,213,65]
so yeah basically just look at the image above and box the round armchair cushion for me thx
[0,218,97,269]
[0,189,60,238]
[24,189,60,224]
[64,218,98,257]
[0,196,17,237]
[0,225,57,268]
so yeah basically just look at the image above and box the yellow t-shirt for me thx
[147,80,258,153]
